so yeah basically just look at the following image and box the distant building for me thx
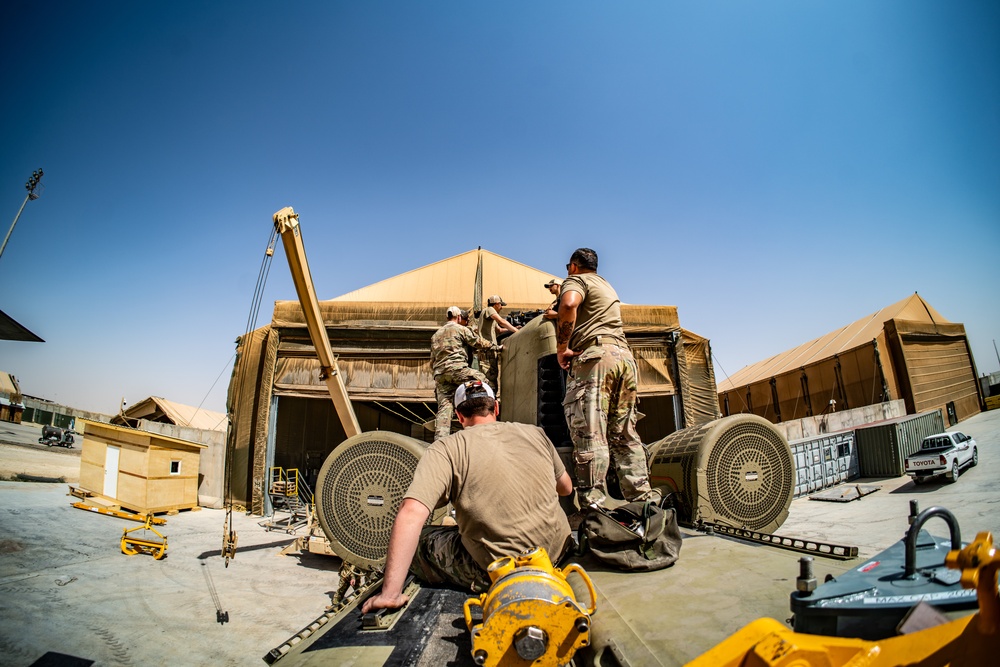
[111,396,228,432]
[0,371,24,423]
[717,293,983,427]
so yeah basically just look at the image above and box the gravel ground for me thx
[0,422,81,483]
[0,421,345,666]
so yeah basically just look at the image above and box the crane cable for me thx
[223,226,279,567]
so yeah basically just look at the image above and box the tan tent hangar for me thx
[717,293,983,426]
[226,248,720,513]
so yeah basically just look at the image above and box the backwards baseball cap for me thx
[454,380,495,408]
[446,305,463,318]
[543,278,561,288]
[487,295,506,306]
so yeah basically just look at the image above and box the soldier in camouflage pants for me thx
[557,247,657,509]
[563,343,651,507]
[411,525,492,592]
[431,307,499,440]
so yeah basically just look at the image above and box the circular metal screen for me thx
[704,419,793,532]
[315,432,428,570]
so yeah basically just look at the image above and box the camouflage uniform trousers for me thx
[433,366,489,440]
[562,343,654,507]
[477,349,500,394]
[410,525,573,593]
[409,525,491,593]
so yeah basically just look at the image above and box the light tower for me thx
[0,168,44,261]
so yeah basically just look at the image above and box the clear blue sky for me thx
[2,1,998,416]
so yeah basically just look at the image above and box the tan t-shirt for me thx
[405,421,571,570]
[477,306,500,344]
[560,272,627,350]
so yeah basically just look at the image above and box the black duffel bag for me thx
[579,501,682,572]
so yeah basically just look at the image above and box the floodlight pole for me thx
[0,169,44,262]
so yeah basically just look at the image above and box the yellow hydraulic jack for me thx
[464,547,596,667]
[686,530,1000,666]
[121,514,168,560]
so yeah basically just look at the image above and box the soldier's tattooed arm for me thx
[556,290,583,370]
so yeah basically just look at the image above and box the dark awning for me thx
[0,309,44,342]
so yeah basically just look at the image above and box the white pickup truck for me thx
[904,431,978,484]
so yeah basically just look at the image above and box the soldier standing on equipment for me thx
[432,306,500,440]
[476,295,519,391]
[543,278,562,319]
[556,248,658,509]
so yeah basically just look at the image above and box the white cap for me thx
[446,305,463,318]
[454,380,495,407]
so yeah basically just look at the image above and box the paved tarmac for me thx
[0,408,996,666]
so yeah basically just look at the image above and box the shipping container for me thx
[853,410,944,477]
[789,431,858,497]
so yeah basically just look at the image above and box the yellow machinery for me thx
[121,514,168,560]
[73,501,167,525]
[464,547,596,667]
[685,531,1000,666]
[263,467,313,534]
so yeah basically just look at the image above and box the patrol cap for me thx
[446,305,463,318]
[543,278,561,288]
[487,295,506,306]
[454,380,495,408]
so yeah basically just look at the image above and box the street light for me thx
[0,168,44,262]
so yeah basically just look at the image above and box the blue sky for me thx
[1,1,998,416]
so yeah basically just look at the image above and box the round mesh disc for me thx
[315,432,428,569]
[647,415,793,532]
[704,419,793,532]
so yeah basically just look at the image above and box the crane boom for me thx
[273,207,361,439]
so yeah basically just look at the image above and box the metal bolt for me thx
[575,617,590,633]
[796,556,817,593]
[514,626,548,661]
[473,649,488,666]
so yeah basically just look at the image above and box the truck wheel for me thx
[971,448,978,467]
[948,460,959,483]
[912,477,924,485]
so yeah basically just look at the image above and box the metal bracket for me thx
[360,577,419,632]
[702,522,859,560]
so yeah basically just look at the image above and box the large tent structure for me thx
[226,249,720,513]
[111,396,228,432]
[717,293,983,427]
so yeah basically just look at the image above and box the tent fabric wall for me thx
[225,326,278,510]
[717,294,948,392]
[331,248,561,306]
[270,301,681,406]
[112,396,228,432]
[720,342,890,424]
[884,319,982,423]
[718,296,982,426]
[272,356,435,401]
[678,330,722,427]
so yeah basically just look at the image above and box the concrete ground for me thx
[0,421,81,483]
[0,408,997,666]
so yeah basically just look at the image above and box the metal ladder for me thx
[262,467,314,534]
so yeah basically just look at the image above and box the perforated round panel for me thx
[647,414,793,533]
[315,432,428,570]
[703,419,793,532]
